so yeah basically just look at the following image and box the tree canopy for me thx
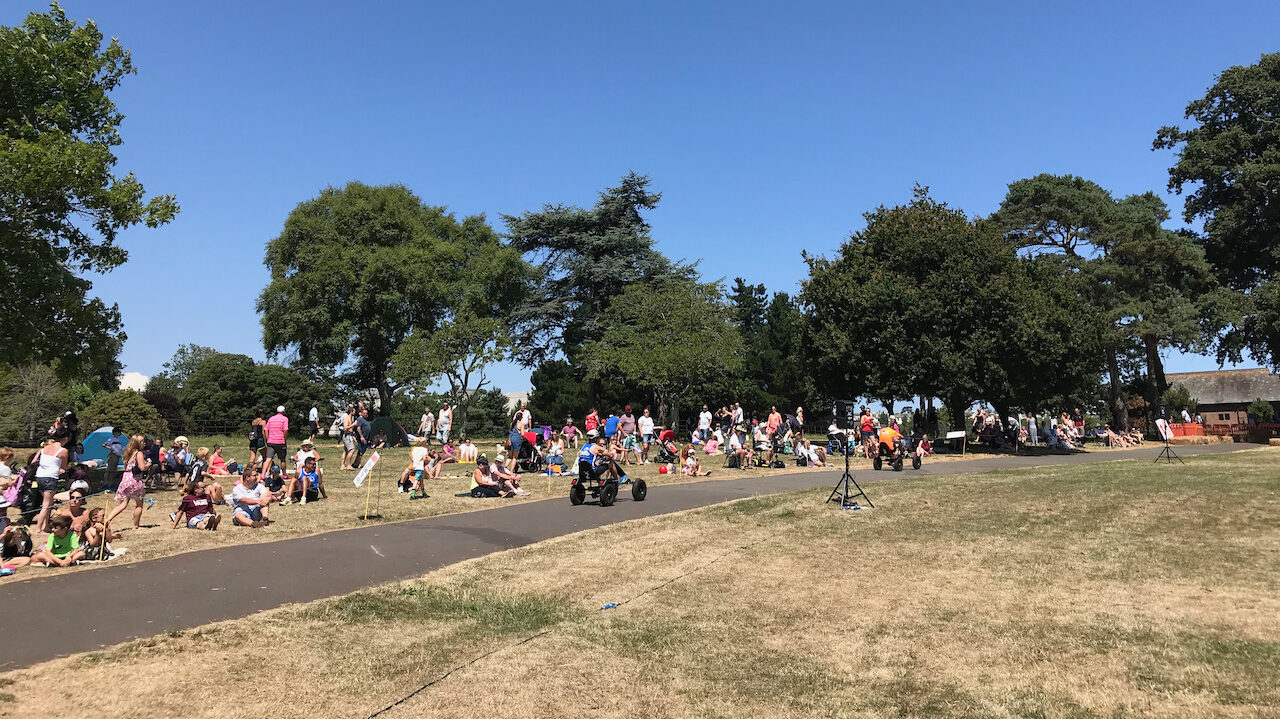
[0,4,178,385]
[1156,52,1280,367]
[81,389,169,439]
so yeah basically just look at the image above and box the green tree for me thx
[181,353,257,430]
[0,364,66,442]
[804,186,1100,427]
[1161,384,1197,417]
[1246,397,1276,424]
[142,390,185,436]
[503,173,692,404]
[0,4,178,385]
[81,389,169,439]
[146,345,218,400]
[580,278,743,429]
[259,183,510,410]
[1155,52,1280,367]
[528,360,587,427]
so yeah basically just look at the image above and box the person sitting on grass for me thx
[172,481,220,530]
[491,455,528,496]
[80,507,122,560]
[681,446,712,477]
[801,439,828,467]
[285,456,326,504]
[439,439,458,465]
[32,514,84,567]
[546,433,565,469]
[231,467,272,528]
[1,524,34,568]
[469,456,511,498]
[209,445,231,476]
[457,437,478,462]
[1104,425,1130,448]
[60,487,91,533]
[704,435,722,455]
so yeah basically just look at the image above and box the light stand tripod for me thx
[1155,435,1183,464]
[826,438,873,508]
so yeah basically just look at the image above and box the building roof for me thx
[1166,368,1280,405]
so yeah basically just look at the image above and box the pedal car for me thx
[872,436,921,471]
[570,461,647,506]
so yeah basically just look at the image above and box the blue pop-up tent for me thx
[80,427,121,467]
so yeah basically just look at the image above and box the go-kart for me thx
[570,461,647,507]
[872,438,922,471]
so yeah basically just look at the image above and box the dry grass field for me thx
[2,448,1276,717]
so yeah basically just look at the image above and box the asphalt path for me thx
[0,442,1252,671]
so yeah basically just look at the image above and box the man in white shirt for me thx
[519,402,532,433]
[727,427,750,469]
[308,404,320,442]
[1180,408,1192,423]
[437,402,453,444]
[732,403,744,426]
[698,405,713,441]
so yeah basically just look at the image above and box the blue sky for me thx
[9,1,1278,391]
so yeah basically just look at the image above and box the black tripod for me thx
[1154,435,1183,464]
[826,438,873,508]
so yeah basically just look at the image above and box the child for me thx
[400,438,428,494]
[32,514,84,567]
[681,447,711,477]
[704,435,721,455]
[172,482,220,530]
[1,524,33,568]
[80,507,122,560]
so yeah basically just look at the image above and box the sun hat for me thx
[587,429,598,438]
[277,405,285,413]
[174,435,189,445]
[495,453,506,464]
[300,439,313,447]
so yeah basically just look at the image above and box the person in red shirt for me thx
[767,406,783,437]
[584,409,599,434]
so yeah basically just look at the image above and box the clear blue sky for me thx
[9,0,1278,390]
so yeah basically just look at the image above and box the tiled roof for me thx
[1166,368,1280,405]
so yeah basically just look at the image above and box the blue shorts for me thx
[186,513,211,528]
[643,433,654,443]
[234,505,263,522]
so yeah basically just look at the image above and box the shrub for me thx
[81,390,170,439]
[1162,384,1198,417]
[1246,397,1276,424]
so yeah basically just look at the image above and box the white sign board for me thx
[945,430,967,440]
[353,451,380,487]
[1155,419,1173,441]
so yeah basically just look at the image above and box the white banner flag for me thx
[353,452,379,487]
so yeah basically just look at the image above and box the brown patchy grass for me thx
[4,448,1276,718]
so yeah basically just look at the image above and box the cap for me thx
[587,429,599,438]
[625,405,631,411]
[277,405,286,413]
[70,479,90,494]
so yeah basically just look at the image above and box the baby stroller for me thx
[656,438,679,465]
[515,431,544,473]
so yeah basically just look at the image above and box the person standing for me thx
[263,406,290,476]
[354,407,373,468]
[1027,412,1039,447]
[639,408,656,463]
[106,435,148,531]
[519,401,532,434]
[101,426,125,490]
[418,405,434,443]
[732,402,744,427]
[767,406,783,438]
[698,404,712,441]
[340,405,357,471]
[308,403,320,443]
[248,410,266,465]
[34,429,69,533]
[584,408,599,436]
[437,402,453,444]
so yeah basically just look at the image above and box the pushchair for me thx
[656,439,679,465]
[515,431,544,473]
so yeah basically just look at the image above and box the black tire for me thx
[893,457,903,471]
[631,479,647,502]
[569,483,585,506]
[599,482,618,507]
[872,456,882,471]
[912,455,921,470]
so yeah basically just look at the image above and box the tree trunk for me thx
[1141,334,1164,425]
[1106,347,1129,431]
[376,372,393,415]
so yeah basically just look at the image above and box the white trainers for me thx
[300,495,307,505]
[280,498,293,506]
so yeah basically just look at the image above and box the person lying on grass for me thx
[491,455,528,496]
[469,456,512,498]
[231,467,272,528]
[172,481,220,531]
[80,507,122,560]
[284,456,327,505]
[31,514,84,567]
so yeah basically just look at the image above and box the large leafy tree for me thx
[725,279,810,415]
[993,175,1232,428]
[259,183,501,410]
[804,186,1099,427]
[504,173,691,404]
[81,389,168,439]
[1155,52,1280,368]
[0,364,66,442]
[580,278,744,429]
[0,4,178,385]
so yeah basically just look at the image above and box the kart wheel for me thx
[570,483,585,506]
[912,455,921,470]
[893,457,903,471]
[872,456,882,471]
[599,482,618,507]
[631,478,647,502]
